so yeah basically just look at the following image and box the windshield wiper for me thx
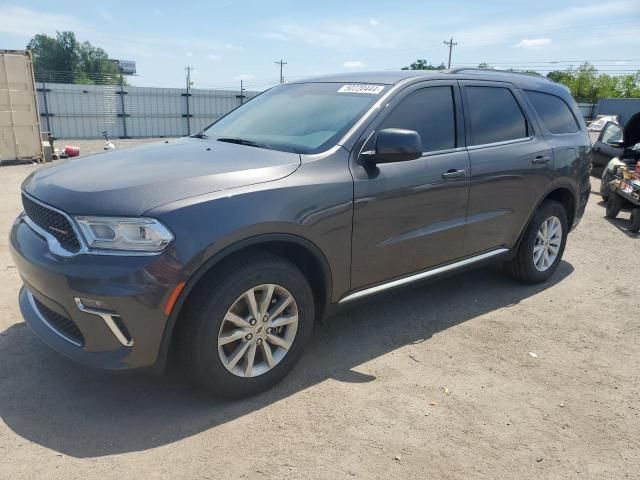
[191,132,208,139]
[216,137,274,150]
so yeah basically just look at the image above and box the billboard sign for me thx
[114,59,136,75]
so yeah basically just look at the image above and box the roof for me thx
[293,69,559,90]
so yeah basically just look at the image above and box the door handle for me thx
[442,169,467,179]
[532,156,552,164]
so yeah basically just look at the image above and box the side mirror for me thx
[362,128,423,164]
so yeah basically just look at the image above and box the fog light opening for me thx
[75,297,114,313]
[74,297,134,347]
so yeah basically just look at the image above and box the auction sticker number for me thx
[337,84,385,94]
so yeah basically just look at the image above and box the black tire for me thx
[600,169,613,201]
[175,253,315,398]
[507,200,568,284]
[630,208,640,233]
[605,194,623,219]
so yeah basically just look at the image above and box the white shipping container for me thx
[0,50,43,162]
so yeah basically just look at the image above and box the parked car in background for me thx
[593,121,625,167]
[599,113,640,200]
[588,115,619,132]
[10,69,591,398]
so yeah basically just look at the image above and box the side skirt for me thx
[338,248,510,304]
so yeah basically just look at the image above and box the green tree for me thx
[547,70,572,84]
[401,59,446,70]
[27,31,122,85]
[618,73,640,98]
[547,62,640,101]
[572,63,598,101]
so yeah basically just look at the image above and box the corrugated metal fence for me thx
[577,102,597,121]
[36,82,259,139]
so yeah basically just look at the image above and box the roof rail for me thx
[446,68,552,82]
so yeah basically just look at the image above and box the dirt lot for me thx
[0,142,638,479]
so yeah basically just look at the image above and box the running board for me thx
[339,248,509,304]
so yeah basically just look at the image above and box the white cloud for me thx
[369,18,379,26]
[343,60,366,68]
[0,6,82,36]
[186,51,194,57]
[277,21,404,49]
[234,74,255,81]
[207,54,220,60]
[515,38,552,49]
[455,0,640,48]
[261,32,288,41]
[96,7,112,22]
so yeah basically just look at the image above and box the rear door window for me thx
[377,86,456,152]
[465,86,529,146]
[525,91,579,134]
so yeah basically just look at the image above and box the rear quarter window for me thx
[465,86,529,146]
[525,91,580,134]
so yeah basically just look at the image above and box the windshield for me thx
[203,82,387,154]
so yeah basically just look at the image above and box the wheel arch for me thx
[513,183,578,253]
[544,186,576,228]
[155,233,333,370]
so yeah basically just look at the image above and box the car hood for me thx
[22,137,301,216]
[624,112,640,149]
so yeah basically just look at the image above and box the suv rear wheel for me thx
[507,200,568,284]
[176,253,315,398]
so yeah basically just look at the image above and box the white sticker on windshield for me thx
[337,84,385,94]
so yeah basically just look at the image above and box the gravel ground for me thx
[0,142,639,479]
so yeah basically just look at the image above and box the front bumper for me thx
[10,214,182,370]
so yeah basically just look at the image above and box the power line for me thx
[453,59,640,65]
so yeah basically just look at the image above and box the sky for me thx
[1,0,639,90]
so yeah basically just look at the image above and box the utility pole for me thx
[185,66,193,135]
[237,79,246,104]
[443,37,458,69]
[114,60,130,138]
[275,58,288,84]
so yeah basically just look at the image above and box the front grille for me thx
[32,296,85,346]
[22,194,82,253]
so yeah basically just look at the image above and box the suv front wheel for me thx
[507,200,568,284]
[176,253,315,398]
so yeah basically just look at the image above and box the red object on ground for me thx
[64,145,80,157]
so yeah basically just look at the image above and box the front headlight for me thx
[74,216,174,252]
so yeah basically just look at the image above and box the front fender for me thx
[144,154,354,370]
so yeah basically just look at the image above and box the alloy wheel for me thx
[218,284,299,378]
[533,216,562,272]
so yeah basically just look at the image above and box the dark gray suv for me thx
[10,70,591,398]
